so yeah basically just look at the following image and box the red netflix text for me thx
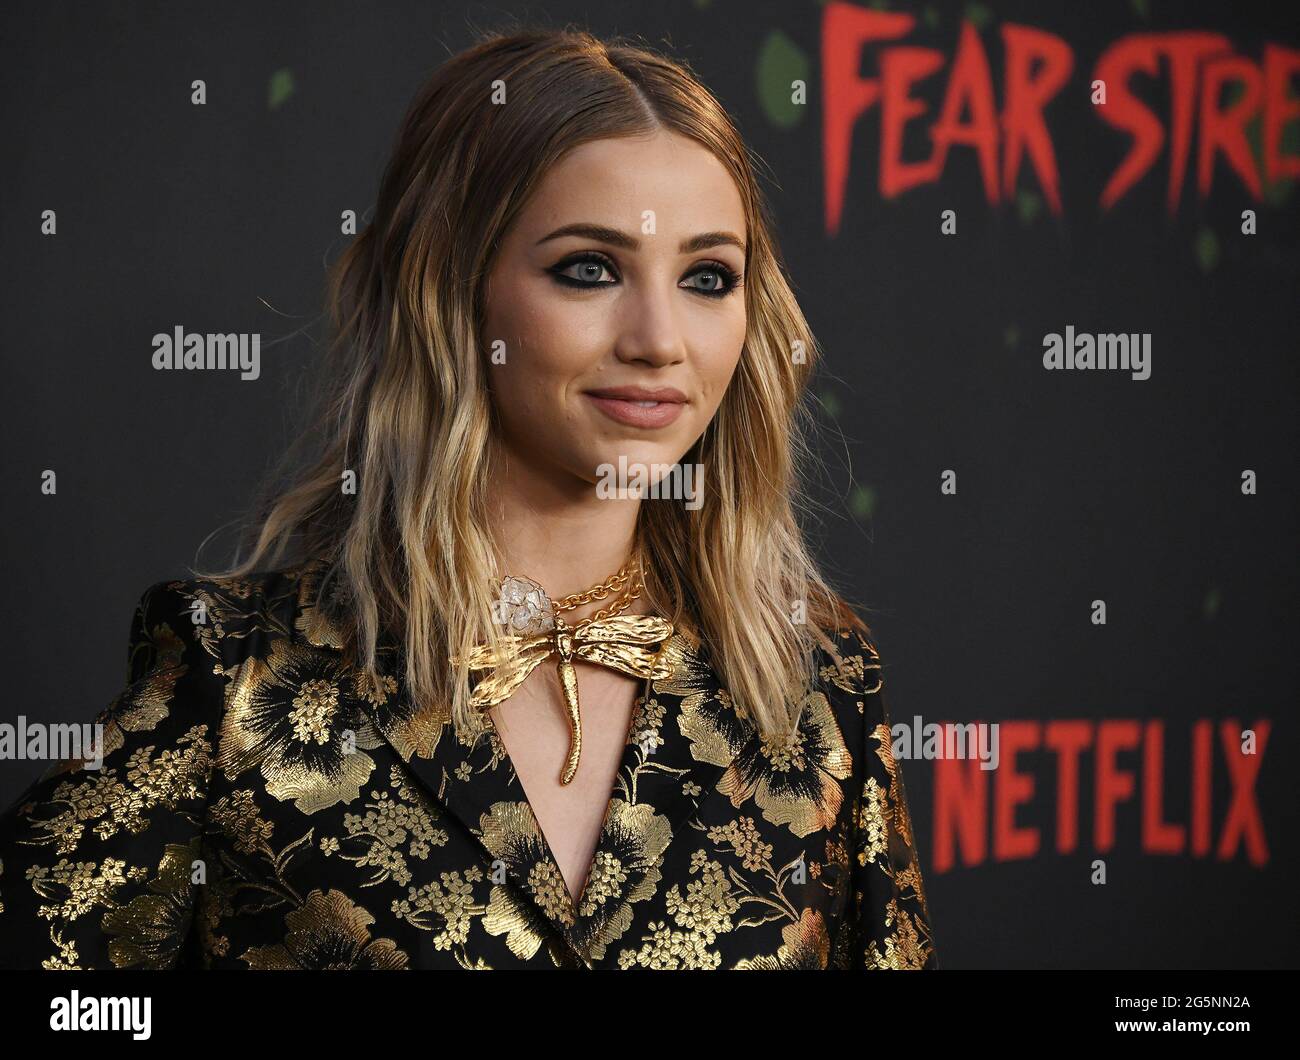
[930,718,1271,872]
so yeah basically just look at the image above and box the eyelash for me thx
[547,251,743,299]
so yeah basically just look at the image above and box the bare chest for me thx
[487,658,644,905]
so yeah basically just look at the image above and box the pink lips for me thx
[585,387,687,429]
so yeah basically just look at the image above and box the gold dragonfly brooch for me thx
[455,571,675,785]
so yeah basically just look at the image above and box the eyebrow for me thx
[535,222,747,256]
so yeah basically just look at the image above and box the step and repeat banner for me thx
[1,1,1295,969]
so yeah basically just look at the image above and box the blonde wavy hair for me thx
[202,26,870,743]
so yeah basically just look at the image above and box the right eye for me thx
[548,252,620,289]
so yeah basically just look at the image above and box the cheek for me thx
[691,306,747,411]
[485,271,606,380]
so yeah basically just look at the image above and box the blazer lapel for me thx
[292,560,740,965]
[558,623,736,964]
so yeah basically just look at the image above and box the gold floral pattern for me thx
[219,638,386,815]
[683,687,852,838]
[102,839,203,969]
[734,908,831,969]
[0,561,936,969]
[241,889,409,969]
[20,727,212,855]
[325,765,448,887]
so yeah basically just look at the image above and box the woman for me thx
[0,27,936,970]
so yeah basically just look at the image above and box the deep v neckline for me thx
[485,664,652,914]
[335,591,739,964]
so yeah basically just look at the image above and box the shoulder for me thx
[128,555,344,678]
[805,620,888,753]
[813,624,884,696]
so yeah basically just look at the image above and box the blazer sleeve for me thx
[843,634,939,969]
[0,580,224,969]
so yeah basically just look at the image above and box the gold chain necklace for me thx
[454,554,674,785]
[554,558,641,627]
[554,559,632,607]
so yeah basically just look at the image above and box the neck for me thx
[485,442,650,623]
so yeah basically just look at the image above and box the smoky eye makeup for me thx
[546,251,744,298]
[681,259,743,297]
[547,251,619,288]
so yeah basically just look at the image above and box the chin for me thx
[598,444,687,471]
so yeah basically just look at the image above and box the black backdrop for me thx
[1,0,1295,969]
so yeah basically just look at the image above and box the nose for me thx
[612,282,686,368]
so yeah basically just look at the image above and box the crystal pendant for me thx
[495,575,556,636]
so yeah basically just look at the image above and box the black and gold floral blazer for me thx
[0,560,937,970]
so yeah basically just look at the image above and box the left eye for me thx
[556,259,617,285]
[680,264,738,297]
[683,269,725,293]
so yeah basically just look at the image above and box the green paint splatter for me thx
[1252,93,1298,206]
[964,2,991,29]
[1130,0,1150,20]
[1225,80,1296,207]
[820,389,842,420]
[756,30,809,130]
[1017,189,1041,224]
[850,485,877,520]
[1195,227,1219,273]
[924,6,940,28]
[268,68,295,110]
[1004,324,1020,349]
[1264,173,1295,207]
[1203,587,1221,621]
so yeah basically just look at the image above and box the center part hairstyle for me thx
[204,26,870,743]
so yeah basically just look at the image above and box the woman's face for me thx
[482,129,748,493]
